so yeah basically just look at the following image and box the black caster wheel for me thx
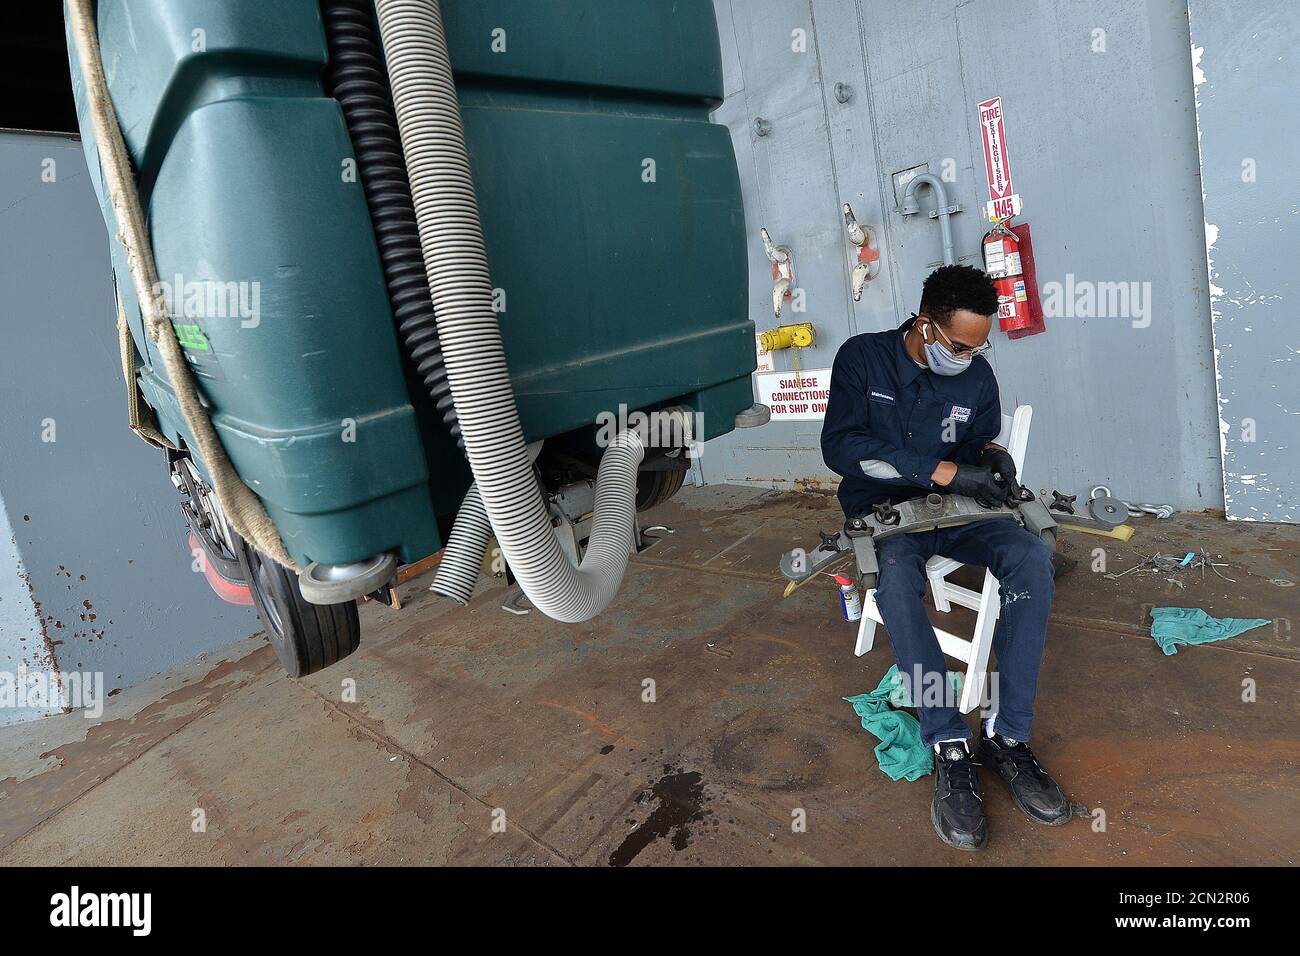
[237,541,360,678]
[635,465,687,511]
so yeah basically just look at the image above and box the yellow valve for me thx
[760,323,815,352]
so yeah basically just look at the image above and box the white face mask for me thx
[919,320,972,376]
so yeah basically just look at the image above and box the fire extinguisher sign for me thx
[978,96,1022,220]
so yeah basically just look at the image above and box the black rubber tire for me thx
[237,543,360,678]
[636,465,687,511]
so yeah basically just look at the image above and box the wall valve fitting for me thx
[843,203,882,301]
[760,227,795,319]
[844,203,867,246]
[759,323,815,352]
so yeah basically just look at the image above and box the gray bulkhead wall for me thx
[704,0,1223,513]
[1188,0,1299,523]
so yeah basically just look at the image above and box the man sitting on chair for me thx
[820,264,1071,851]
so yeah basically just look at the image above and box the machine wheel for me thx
[636,465,687,511]
[237,542,360,678]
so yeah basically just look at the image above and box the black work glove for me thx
[944,464,1009,508]
[980,446,1019,490]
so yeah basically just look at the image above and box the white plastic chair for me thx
[853,405,1033,715]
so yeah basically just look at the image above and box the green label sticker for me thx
[172,322,211,351]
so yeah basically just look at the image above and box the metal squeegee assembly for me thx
[780,490,1058,591]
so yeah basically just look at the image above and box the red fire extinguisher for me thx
[983,221,1031,333]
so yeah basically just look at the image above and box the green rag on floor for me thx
[843,664,958,782]
[1149,607,1270,656]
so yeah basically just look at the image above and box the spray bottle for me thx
[835,574,863,622]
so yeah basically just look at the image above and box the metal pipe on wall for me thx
[901,173,957,266]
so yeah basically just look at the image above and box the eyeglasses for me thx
[933,321,992,359]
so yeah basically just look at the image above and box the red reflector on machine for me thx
[189,533,254,606]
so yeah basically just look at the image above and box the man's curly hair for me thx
[919,264,998,326]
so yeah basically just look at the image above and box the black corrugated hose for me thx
[320,0,462,446]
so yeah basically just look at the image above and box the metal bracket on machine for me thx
[546,479,596,564]
[546,478,657,563]
[849,533,879,588]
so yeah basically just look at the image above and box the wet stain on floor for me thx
[608,767,707,867]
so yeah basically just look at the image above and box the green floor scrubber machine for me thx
[66,0,763,676]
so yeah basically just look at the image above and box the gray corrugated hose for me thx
[429,483,490,605]
[377,0,671,622]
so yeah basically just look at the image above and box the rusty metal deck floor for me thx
[2,486,1297,866]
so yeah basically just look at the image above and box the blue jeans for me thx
[871,520,1055,747]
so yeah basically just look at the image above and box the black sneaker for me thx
[931,739,987,851]
[978,733,1072,826]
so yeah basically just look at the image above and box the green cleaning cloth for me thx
[843,664,935,782]
[1149,607,1270,656]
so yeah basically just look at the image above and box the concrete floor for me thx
[2,485,1297,866]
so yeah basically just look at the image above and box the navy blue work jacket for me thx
[820,316,1002,516]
